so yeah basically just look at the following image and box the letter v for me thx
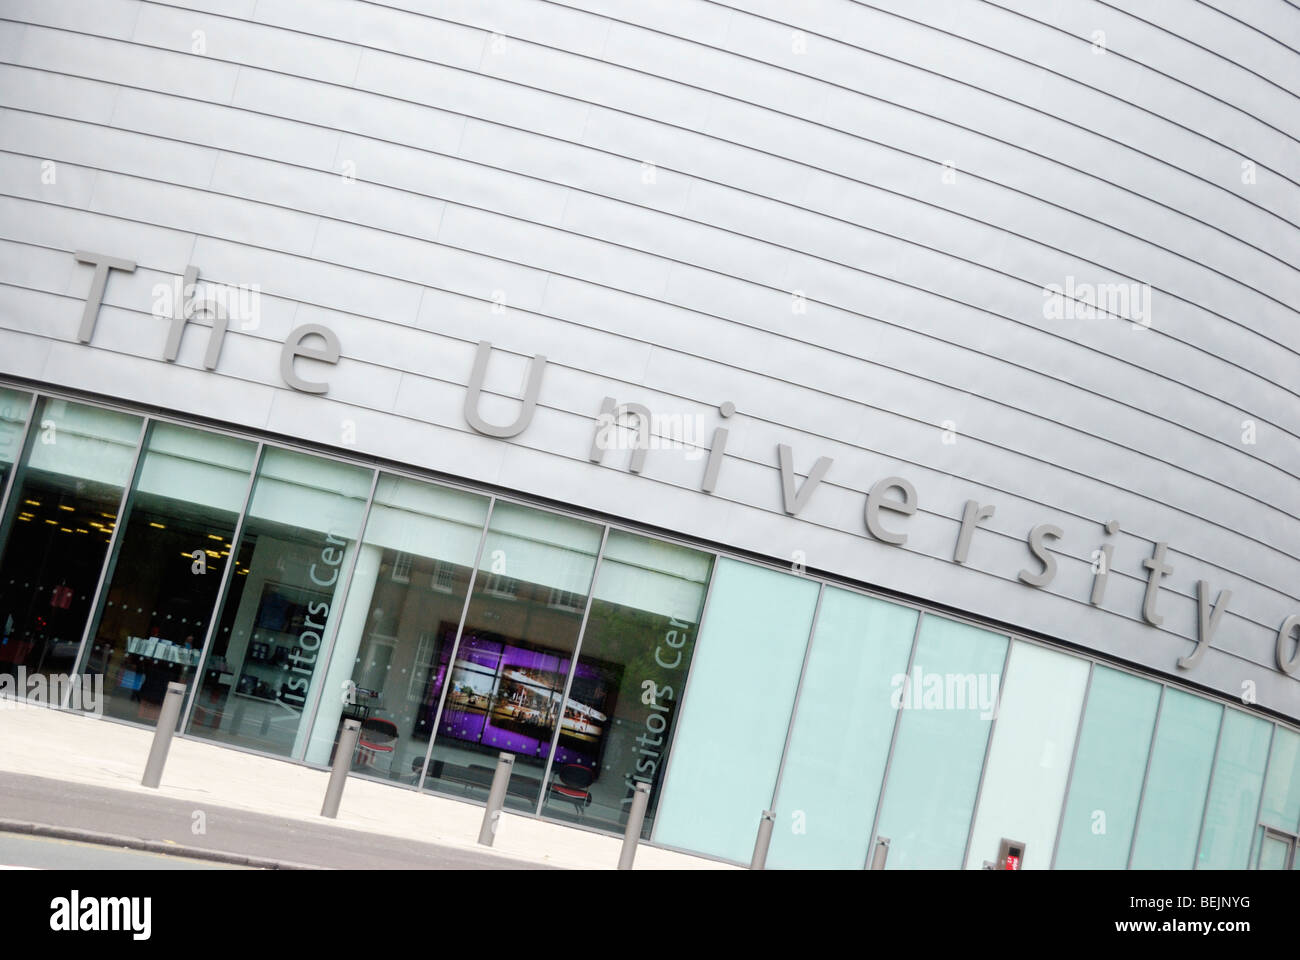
[777,444,833,516]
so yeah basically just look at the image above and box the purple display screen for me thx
[423,630,620,768]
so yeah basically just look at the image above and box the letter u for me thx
[463,341,547,438]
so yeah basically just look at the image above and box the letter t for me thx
[1141,541,1173,626]
[74,251,136,343]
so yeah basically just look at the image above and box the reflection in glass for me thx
[0,387,31,497]
[1256,832,1294,869]
[1258,726,1300,833]
[1053,667,1160,868]
[768,588,917,869]
[80,423,257,725]
[1196,710,1271,869]
[421,502,601,811]
[1129,689,1222,868]
[654,558,820,863]
[304,474,489,778]
[0,398,141,681]
[872,616,1008,869]
[964,641,1089,869]
[187,448,371,757]
[539,530,712,837]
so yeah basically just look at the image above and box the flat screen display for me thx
[415,627,620,769]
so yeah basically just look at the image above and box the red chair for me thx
[549,763,594,817]
[354,717,399,775]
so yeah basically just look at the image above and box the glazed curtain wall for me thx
[0,388,1298,868]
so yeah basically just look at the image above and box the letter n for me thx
[589,396,652,473]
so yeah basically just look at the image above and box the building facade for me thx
[0,0,1297,868]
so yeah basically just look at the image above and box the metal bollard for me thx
[750,808,776,870]
[141,682,188,789]
[869,836,890,870]
[320,719,361,819]
[617,782,652,870]
[477,752,515,846]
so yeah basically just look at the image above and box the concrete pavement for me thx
[0,702,732,870]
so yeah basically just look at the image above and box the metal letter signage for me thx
[463,341,546,438]
[66,251,1300,690]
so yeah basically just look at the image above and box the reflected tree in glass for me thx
[538,530,713,838]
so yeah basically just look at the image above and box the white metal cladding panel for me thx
[0,0,1297,717]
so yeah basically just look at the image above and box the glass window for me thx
[1053,666,1161,868]
[872,616,1008,868]
[1258,726,1300,833]
[420,501,602,812]
[302,474,490,779]
[964,641,1089,869]
[1196,709,1272,869]
[654,558,819,863]
[1129,689,1222,868]
[0,398,141,681]
[767,588,918,869]
[186,448,372,757]
[1256,831,1295,869]
[539,529,712,837]
[0,387,32,496]
[78,423,257,726]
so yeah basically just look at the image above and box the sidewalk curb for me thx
[0,819,322,870]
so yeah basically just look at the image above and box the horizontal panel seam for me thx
[980,0,1300,101]
[4,118,1297,414]
[5,102,1300,407]
[5,198,1300,539]
[10,14,1300,316]
[5,271,1300,589]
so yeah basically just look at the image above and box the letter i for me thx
[701,401,735,493]
[1090,520,1120,606]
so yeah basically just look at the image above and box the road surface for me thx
[0,771,554,870]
